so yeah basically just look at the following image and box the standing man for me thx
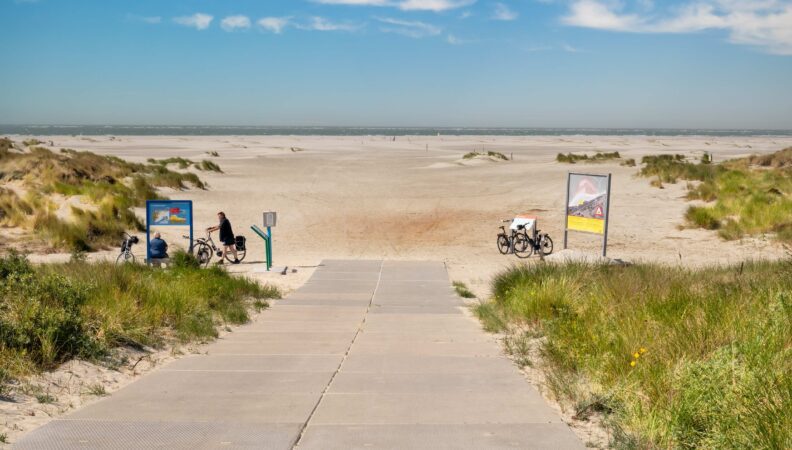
[207,211,239,264]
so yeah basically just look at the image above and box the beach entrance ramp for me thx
[15,260,582,449]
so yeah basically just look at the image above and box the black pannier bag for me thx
[235,235,246,251]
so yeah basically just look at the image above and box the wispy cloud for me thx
[221,15,251,32]
[562,0,792,55]
[313,0,475,12]
[561,43,581,52]
[258,17,290,34]
[492,3,518,21]
[174,13,214,30]
[377,17,441,37]
[446,33,476,44]
[299,16,362,32]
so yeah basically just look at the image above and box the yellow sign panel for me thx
[567,215,605,234]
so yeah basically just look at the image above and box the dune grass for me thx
[474,261,791,449]
[0,252,280,383]
[556,151,621,164]
[0,142,210,251]
[463,151,509,161]
[148,156,223,173]
[639,148,792,242]
[452,281,475,298]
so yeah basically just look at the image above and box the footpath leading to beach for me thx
[15,260,582,449]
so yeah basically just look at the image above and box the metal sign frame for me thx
[563,173,612,257]
[145,200,193,262]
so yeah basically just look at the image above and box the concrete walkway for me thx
[15,260,583,449]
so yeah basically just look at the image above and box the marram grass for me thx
[475,261,791,449]
[0,253,280,384]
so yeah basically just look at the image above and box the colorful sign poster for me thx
[566,173,610,235]
[147,201,192,226]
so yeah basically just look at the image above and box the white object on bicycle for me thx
[510,215,536,233]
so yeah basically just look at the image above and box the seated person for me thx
[149,232,169,260]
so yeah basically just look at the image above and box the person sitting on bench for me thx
[149,232,169,260]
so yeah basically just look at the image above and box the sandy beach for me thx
[9,134,792,296]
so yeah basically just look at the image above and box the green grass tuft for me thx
[556,152,621,164]
[0,253,280,383]
[477,261,792,448]
[452,281,476,298]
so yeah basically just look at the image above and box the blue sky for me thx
[1,0,791,129]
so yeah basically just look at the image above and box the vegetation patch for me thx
[452,281,475,298]
[556,152,621,164]
[463,151,509,161]
[474,261,791,449]
[0,252,280,382]
[0,140,210,251]
[639,148,792,242]
[148,157,223,173]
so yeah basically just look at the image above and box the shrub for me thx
[452,281,475,298]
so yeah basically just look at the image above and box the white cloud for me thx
[446,33,476,44]
[300,16,361,32]
[561,0,792,55]
[313,0,475,12]
[561,43,581,52]
[377,17,442,37]
[174,13,214,30]
[221,15,251,32]
[492,3,518,21]
[258,17,290,34]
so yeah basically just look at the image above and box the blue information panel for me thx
[146,200,193,261]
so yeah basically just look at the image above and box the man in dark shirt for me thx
[207,211,239,264]
[149,232,169,259]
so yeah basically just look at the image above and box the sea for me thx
[1,125,791,137]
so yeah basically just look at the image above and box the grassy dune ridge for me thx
[639,148,792,242]
[0,139,213,251]
[475,261,791,449]
[0,253,279,389]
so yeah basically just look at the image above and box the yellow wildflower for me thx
[630,361,636,367]
[633,352,640,359]
[639,347,647,354]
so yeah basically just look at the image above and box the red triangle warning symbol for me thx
[594,205,604,218]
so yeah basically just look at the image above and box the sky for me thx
[1,0,791,129]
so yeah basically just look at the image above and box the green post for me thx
[250,225,272,271]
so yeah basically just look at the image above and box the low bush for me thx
[452,281,475,298]
[556,152,621,164]
[475,261,792,448]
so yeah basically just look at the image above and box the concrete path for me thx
[15,260,583,449]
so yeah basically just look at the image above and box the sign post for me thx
[145,200,193,262]
[563,173,612,257]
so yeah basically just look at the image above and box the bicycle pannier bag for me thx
[235,235,246,251]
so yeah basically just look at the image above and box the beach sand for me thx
[12,134,792,296]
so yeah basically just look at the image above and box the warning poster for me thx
[566,173,610,234]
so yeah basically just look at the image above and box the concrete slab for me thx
[226,331,358,342]
[67,393,319,423]
[241,320,360,332]
[208,340,350,355]
[350,341,501,357]
[279,293,373,301]
[14,421,302,450]
[310,271,381,281]
[341,354,519,374]
[106,371,334,396]
[280,298,373,306]
[328,371,531,394]
[310,392,562,424]
[368,305,464,314]
[165,354,343,372]
[297,424,584,450]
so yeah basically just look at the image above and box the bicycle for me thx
[116,232,139,265]
[523,227,554,259]
[187,231,247,267]
[496,220,532,258]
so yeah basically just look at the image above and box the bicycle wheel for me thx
[225,247,246,263]
[196,244,212,267]
[514,234,533,258]
[540,235,554,256]
[497,234,510,254]
[116,252,135,265]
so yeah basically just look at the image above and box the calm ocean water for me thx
[2,125,791,137]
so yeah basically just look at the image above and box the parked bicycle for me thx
[186,231,247,267]
[496,218,554,259]
[116,232,139,265]
[496,219,532,258]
